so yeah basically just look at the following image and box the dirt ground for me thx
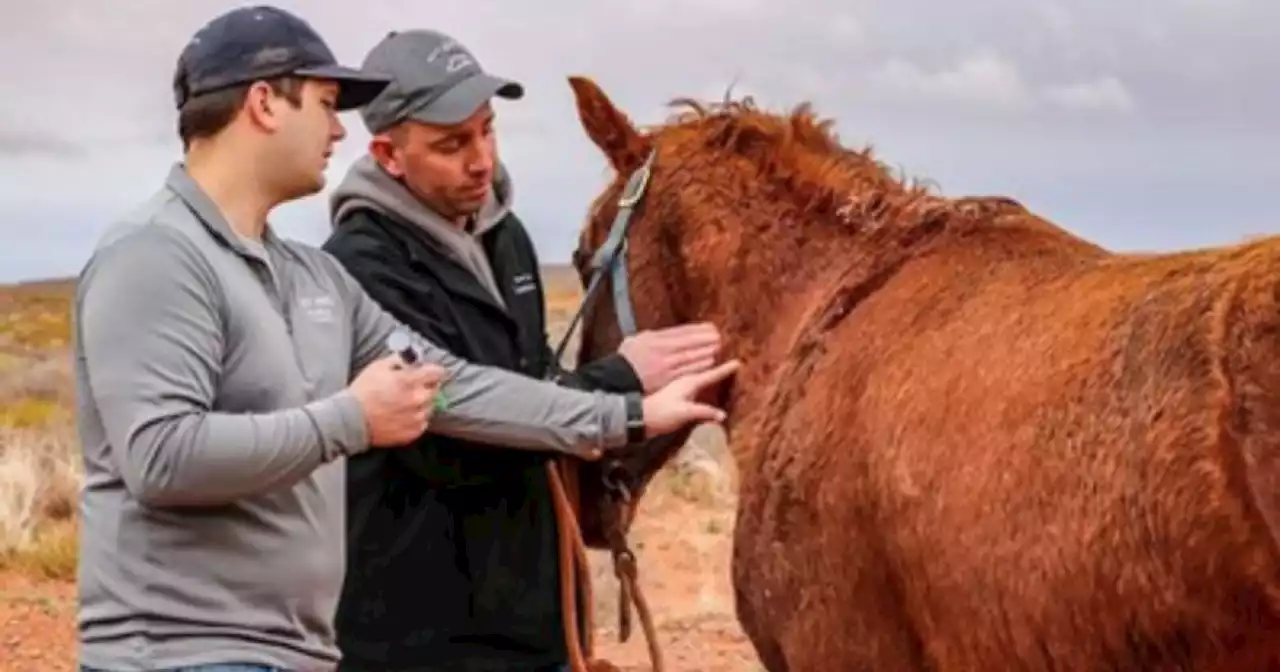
[0,467,761,672]
[581,470,760,672]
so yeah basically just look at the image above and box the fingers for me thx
[680,359,741,391]
[628,325,723,386]
[671,340,722,361]
[405,362,446,387]
[391,367,439,407]
[652,321,718,338]
[667,356,719,383]
[682,401,728,424]
[391,362,446,391]
[376,351,407,371]
[667,342,721,370]
[653,322,721,348]
[413,384,436,408]
[410,380,435,419]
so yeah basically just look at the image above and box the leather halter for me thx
[551,148,657,364]
[546,149,665,672]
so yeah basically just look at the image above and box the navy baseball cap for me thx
[173,5,391,111]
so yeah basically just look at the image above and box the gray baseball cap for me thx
[358,29,524,133]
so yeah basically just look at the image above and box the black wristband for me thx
[624,392,646,445]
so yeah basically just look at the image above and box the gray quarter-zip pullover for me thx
[73,163,629,671]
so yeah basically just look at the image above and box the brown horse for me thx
[563,74,1280,671]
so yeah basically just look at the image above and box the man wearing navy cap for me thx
[73,7,738,672]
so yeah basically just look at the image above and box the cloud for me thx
[621,0,775,21]
[866,51,1135,116]
[826,13,865,42]
[0,0,1278,282]
[0,131,85,158]
[869,52,1035,111]
[1043,76,1135,113]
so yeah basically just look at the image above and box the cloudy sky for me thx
[1,0,1276,282]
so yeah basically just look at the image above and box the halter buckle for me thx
[617,151,656,208]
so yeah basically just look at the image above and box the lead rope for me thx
[544,150,662,671]
[547,458,665,672]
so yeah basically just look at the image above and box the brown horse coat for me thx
[565,75,1280,671]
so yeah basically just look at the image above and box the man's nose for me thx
[466,144,493,175]
[331,114,347,141]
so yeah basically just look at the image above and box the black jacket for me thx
[322,205,641,671]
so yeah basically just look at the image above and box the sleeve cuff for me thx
[574,353,644,393]
[305,389,371,461]
[596,391,631,453]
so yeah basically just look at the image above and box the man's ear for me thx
[367,133,404,178]
[242,80,287,133]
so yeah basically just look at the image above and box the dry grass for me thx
[586,453,737,629]
[0,279,81,579]
[0,267,737,590]
[0,281,74,354]
[542,263,587,340]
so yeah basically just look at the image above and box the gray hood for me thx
[328,155,515,305]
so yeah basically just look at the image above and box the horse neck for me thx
[692,193,1106,447]
[678,205,864,431]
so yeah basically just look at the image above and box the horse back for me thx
[742,231,1280,669]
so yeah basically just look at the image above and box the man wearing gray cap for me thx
[322,29,725,672]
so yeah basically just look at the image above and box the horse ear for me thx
[568,75,651,173]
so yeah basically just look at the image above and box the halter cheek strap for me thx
[545,149,666,672]
[550,149,657,375]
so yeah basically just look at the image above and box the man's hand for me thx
[618,322,723,393]
[639,359,741,438]
[349,353,446,447]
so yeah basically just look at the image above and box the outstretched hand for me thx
[618,322,722,393]
[639,359,741,438]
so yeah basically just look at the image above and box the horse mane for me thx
[650,92,978,233]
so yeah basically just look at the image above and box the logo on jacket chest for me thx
[510,272,538,296]
[298,293,337,324]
